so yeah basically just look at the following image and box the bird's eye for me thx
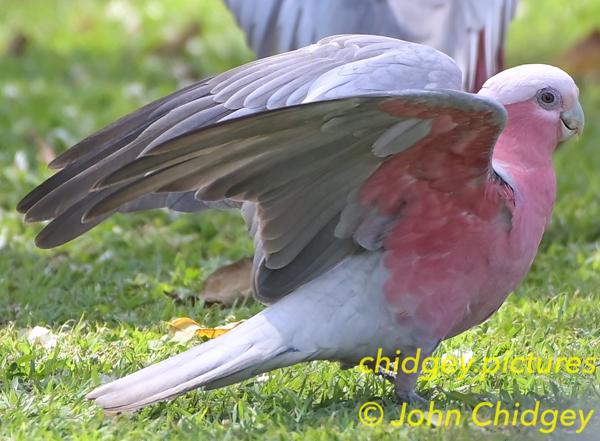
[540,91,555,104]
[536,87,561,109]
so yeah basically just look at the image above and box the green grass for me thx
[1,0,599,439]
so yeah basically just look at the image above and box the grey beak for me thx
[560,101,585,141]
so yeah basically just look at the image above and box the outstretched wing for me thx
[223,0,518,91]
[23,92,506,302]
[19,35,505,302]
[18,35,460,237]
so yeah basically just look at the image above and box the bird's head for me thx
[478,64,584,145]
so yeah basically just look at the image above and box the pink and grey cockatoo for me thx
[18,35,583,411]
[223,0,518,91]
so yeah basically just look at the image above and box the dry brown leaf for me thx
[5,31,28,57]
[556,29,600,78]
[197,257,253,306]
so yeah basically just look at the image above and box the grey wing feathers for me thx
[224,0,518,91]
[16,36,343,226]
[67,91,503,301]
[81,97,398,302]
[223,0,406,59]
[19,35,468,301]
[18,35,460,224]
[16,81,213,215]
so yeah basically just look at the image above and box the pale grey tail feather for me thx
[86,315,308,412]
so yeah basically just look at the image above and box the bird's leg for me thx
[385,345,437,406]
[392,370,427,406]
[356,352,426,404]
[353,342,439,405]
[358,350,427,404]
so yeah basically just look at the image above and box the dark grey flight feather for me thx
[17,81,213,215]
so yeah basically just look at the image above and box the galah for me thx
[223,0,518,91]
[18,35,584,412]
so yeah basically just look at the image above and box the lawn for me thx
[0,0,599,440]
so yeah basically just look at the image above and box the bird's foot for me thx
[375,366,427,406]
[394,389,427,406]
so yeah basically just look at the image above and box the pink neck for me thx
[492,101,558,219]
[493,101,559,168]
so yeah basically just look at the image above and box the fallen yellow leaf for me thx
[168,317,244,342]
[168,317,201,333]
